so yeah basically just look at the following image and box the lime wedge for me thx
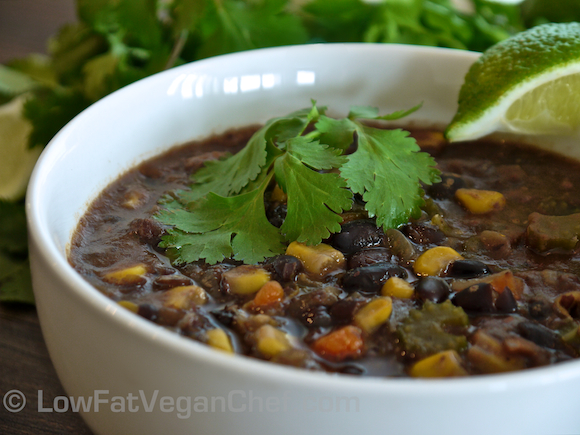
[446,22,580,142]
[0,96,42,200]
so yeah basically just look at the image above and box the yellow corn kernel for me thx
[354,297,393,334]
[223,265,271,295]
[467,331,526,373]
[255,325,291,358]
[104,264,147,285]
[118,300,139,313]
[164,285,208,309]
[286,241,345,277]
[122,190,148,209]
[381,277,414,299]
[206,328,234,353]
[270,184,287,203]
[409,350,468,378]
[413,246,463,277]
[455,188,506,214]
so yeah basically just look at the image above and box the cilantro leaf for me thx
[0,256,34,305]
[182,106,320,203]
[341,125,440,229]
[182,125,270,202]
[156,103,439,264]
[23,89,92,149]
[315,116,356,152]
[0,202,34,304]
[0,201,28,255]
[275,152,351,244]
[196,0,308,59]
[159,174,285,264]
[284,136,347,170]
[348,103,423,121]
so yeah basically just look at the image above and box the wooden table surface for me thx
[0,1,93,432]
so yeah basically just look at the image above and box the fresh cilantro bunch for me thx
[155,102,440,264]
[1,0,528,151]
[301,0,525,52]
[1,0,308,149]
[0,201,33,304]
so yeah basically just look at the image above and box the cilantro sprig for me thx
[155,101,440,264]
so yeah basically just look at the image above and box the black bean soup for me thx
[68,126,580,378]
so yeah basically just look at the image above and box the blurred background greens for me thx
[0,0,576,304]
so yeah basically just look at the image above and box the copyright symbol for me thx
[3,389,26,413]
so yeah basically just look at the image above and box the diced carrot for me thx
[253,280,285,307]
[451,269,524,300]
[312,325,364,361]
[489,270,524,299]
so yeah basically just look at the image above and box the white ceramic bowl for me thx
[27,44,580,435]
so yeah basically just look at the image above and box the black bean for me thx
[158,306,186,326]
[452,283,495,313]
[342,263,407,294]
[331,219,385,255]
[495,288,518,313]
[269,255,303,281]
[152,274,193,290]
[288,289,339,316]
[426,173,466,199]
[385,229,419,264]
[400,224,445,245]
[130,218,165,246]
[330,298,367,324]
[138,303,160,322]
[267,204,287,228]
[299,306,333,328]
[211,306,236,327]
[415,277,451,303]
[352,193,366,206]
[348,247,392,269]
[528,299,551,320]
[446,260,491,279]
[153,264,179,275]
[517,321,561,350]
[339,364,365,375]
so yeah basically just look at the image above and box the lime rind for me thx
[447,63,580,141]
[0,96,42,200]
[446,22,580,142]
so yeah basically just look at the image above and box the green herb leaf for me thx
[275,151,351,244]
[160,174,285,264]
[0,201,34,304]
[156,103,439,264]
[315,116,356,152]
[341,125,440,229]
[182,126,269,202]
[0,256,34,305]
[0,201,28,254]
[284,136,347,170]
[196,0,308,59]
[23,89,92,149]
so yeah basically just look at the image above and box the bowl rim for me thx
[26,42,580,394]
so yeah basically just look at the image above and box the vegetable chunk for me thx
[398,301,469,358]
[526,212,580,253]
